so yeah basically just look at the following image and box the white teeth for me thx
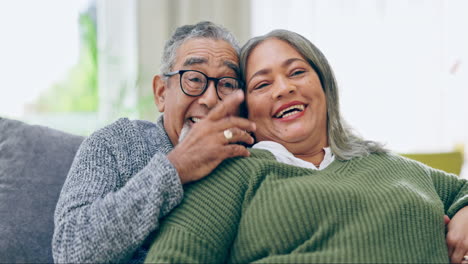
[191,117,201,123]
[275,105,305,118]
[282,111,301,118]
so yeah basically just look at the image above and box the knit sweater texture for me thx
[53,117,183,263]
[145,149,468,263]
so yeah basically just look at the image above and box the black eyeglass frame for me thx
[164,69,244,100]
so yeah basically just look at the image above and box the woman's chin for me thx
[255,127,312,145]
[283,127,311,139]
[277,131,311,145]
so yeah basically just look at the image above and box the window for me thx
[0,0,98,135]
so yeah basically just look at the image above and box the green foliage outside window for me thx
[34,12,97,112]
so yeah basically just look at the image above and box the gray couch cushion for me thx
[0,117,84,263]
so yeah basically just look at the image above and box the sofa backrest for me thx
[401,151,464,176]
[0,117,84,263]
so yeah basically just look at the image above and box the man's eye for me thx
[188,77,203,83]
[220,80,235,88]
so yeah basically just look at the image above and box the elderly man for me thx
[52,21,255,263]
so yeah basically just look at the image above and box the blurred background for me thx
[1,0,467,175]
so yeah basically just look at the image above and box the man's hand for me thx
[446,207,468,264]
[167,91,256,184]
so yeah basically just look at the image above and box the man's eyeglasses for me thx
[164,70,243,100]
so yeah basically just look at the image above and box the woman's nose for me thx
[271,78,296,99]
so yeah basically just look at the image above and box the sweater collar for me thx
[252,141,335,170]
[152,115,174,155]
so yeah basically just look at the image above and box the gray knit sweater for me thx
[52,116,184,263]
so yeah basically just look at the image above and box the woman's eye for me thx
[253,83,269,90]
[291,70,305,76]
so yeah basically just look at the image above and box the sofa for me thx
[0,117,84,263]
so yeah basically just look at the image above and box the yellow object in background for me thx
[401,148,464,176]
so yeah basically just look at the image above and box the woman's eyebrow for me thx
[248,68,271,84]
[248,58,306,83]
[282,58,306,67]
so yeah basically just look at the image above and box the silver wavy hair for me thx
[160,21,240,75]
[240,29,387,160]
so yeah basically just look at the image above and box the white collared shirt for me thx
[252,141,335,170]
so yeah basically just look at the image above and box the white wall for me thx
[251,0,468,154]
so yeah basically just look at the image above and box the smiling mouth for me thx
[274,104,305,118]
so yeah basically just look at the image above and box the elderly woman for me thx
[144,30,468,263]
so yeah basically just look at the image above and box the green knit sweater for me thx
[144,149,468,263]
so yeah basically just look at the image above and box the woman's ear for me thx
[153,75,166,112]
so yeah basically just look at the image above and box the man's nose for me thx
[197,81,219,109]
[271,78,296,100]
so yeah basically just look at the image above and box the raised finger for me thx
[217,116,256,133]
[208,90,244,121]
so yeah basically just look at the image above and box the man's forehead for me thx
[174,38,239,72]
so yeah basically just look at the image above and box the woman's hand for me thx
[446,207,468,264]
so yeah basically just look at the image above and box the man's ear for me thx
[153,75,166,112]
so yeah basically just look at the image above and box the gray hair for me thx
[160,21,240,75]
[240,29,387,160]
